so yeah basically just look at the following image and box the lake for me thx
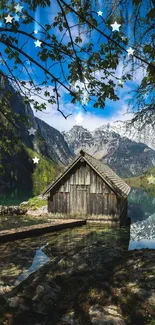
[0,187,155,288]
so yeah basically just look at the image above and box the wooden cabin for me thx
[43,150,131,227]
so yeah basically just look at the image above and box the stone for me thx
[0,205,27,216]
[8,296,20,308]
[76,263,88,271]
[89,304,126,325]
[147,292,155,306]
[20,201,29,206]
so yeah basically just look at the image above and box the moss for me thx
[149,320,155,325]
[23,195,47,209]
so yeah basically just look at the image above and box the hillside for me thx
[0,75,69,202]
[124,166,155,196]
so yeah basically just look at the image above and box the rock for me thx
[8,296,20,308]
[0,205,27,216]
[147,292,155,306]
[61,312,80,324]
[26,206,48,217]
[0,285,12,295]
[89,304,126,325]
[76,263,88,271]
[20,201,29,206]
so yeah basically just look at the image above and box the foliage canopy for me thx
[0,0,155,125]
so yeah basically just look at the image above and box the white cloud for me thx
[33,100,133,132]
[23,72,134,133]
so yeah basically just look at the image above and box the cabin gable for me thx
[48,160,121,219]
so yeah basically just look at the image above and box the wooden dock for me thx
[0,219,86,243]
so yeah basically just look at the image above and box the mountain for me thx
[108,120,155,151]
[63,125,155,177]
[0,75,73,166]
[0,75,73,200]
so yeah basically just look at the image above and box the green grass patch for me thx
[22,195,47,209]
[0,214,50,231]
[124,166,155,197]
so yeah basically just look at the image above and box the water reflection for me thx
[0,225,130,288]
[14,243,49,285]
[1,187,155,288]
[129,239,155,250]
[128,188,155,250]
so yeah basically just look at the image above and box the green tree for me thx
[0,0,154,124]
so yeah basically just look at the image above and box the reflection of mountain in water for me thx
[128,188,155,221]
[129,188,155,249]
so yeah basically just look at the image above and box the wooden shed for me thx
[43,150,131,227]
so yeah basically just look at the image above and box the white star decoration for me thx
[75,114,84,125]
[147,175,155,184]
[5,15,13,23]
[118,79,124,86]
[34,40,42,47]
[28,127,36,136]
[34,30,38,34]
[97,11,103,16]
[15,3,23,13]
[121,36,127,41]
[110,21,121,31]
[33,157,40,164]
[127,47,134,56]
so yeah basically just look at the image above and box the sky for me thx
[0,0,148,132]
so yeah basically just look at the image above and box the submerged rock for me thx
[1,226,155,325]
[89,304,125,325]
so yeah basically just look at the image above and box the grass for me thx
[0,214,52,231]
[124,166,155,196]
[21,195,47,210]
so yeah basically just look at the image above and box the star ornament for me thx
[97,11,103,16]
[5,15,13,24]
[118,79,124,86]
[34,30,38,34]
[15,3,23,13]
[110,21,121,32]
[33,157,40,164]
[28,127,36,136]
[75,114,84,125]
[147,174,155,184]
[34,40,42,47]
[127,47,134,56]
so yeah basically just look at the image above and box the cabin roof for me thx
[42,149,131,197]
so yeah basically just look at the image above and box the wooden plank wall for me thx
[120,198,128,226]
[48,161,120,217]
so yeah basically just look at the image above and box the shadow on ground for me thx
[1,225,155,325]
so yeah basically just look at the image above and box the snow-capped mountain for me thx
[63,125,155,177]
[109,120,155,151]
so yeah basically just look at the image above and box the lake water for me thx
[0,187,155,288]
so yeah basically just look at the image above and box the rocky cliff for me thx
[63,125,155,177]
[0,76,73,199]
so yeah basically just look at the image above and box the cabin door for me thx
[70,185,87,215]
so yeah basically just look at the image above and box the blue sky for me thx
[0,0,148,131]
